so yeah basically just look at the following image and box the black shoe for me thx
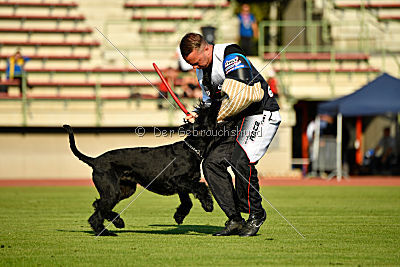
[212,218,245,236]
[239,210,267,237]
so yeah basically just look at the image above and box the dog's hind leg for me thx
[192,182,214,212]
[174,193,193,224]
[103,181,137,229]
[89,199,117,236]
[89,171,120,236]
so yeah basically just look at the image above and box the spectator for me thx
[6,50,31,95]
[158,67,177,109]
[181,71,201,98]
[306,114,335,174]
[237,4,258,56]
[267,69,279,97]
[371,127,397,174]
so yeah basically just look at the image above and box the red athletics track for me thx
[0,176,399,187]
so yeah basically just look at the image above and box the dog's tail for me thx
[63,124,95,167]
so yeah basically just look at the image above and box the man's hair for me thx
[179,33,207,59]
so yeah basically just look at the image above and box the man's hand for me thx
[185,112,198,123]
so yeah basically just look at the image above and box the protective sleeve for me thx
[223,47,253,84]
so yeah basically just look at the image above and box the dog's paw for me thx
[201,201,214,212]
[173,213,185,225]
[112,217,125,229]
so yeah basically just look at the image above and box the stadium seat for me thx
[274,67,380,73]
[0,55,90,61]
[0,14,85,21]
[124,3,229,8]
[378,15,400,21]
[0,40,100,47]
[0,1,78,8]
[131,15,202,21]
[335,3,400,9]
[0,67,158,73]
[264,52,370,61]
[139,28,176,34]
[0,27,92,34]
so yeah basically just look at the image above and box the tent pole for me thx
[337,113,343,181]
[312,115,321,176]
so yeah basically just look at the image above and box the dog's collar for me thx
[184,140,203,159]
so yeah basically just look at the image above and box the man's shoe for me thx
[213,218,245,236]
[239,210,267,237]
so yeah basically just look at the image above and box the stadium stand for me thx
[1,0,399,179]
[0,0,233,119]
[0,0,398,127]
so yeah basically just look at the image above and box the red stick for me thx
[153,63,190,115]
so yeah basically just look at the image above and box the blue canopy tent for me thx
[317,73,400,180]
[319,73,400,116]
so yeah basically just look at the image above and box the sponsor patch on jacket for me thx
[223,54,248,74]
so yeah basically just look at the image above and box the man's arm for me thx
[251,14,258,39]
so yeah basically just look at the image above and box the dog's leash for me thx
[183,140,203,159]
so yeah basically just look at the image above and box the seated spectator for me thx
[371,127,398,174]
[181,71,201,98]
[267,69,279,98]
[6,50,32,95]
[158,67,178,109]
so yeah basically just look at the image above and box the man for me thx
[372,127,397,173]
[238,4,258,56]
[179,33,280,236]
[6,50,31,95]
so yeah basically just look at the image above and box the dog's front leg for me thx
[192,182,214,212]
[174,193,193,224]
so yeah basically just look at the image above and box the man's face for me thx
[185,46,211,69]
[241,4,250,14]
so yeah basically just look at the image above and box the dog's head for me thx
[180,100,221,134]
[192,100,222,130]
[181,100,237,158]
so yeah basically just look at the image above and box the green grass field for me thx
[0,186,399,266]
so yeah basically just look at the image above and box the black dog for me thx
[64,102,227,236]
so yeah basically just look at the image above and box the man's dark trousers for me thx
[202,135,263,218]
